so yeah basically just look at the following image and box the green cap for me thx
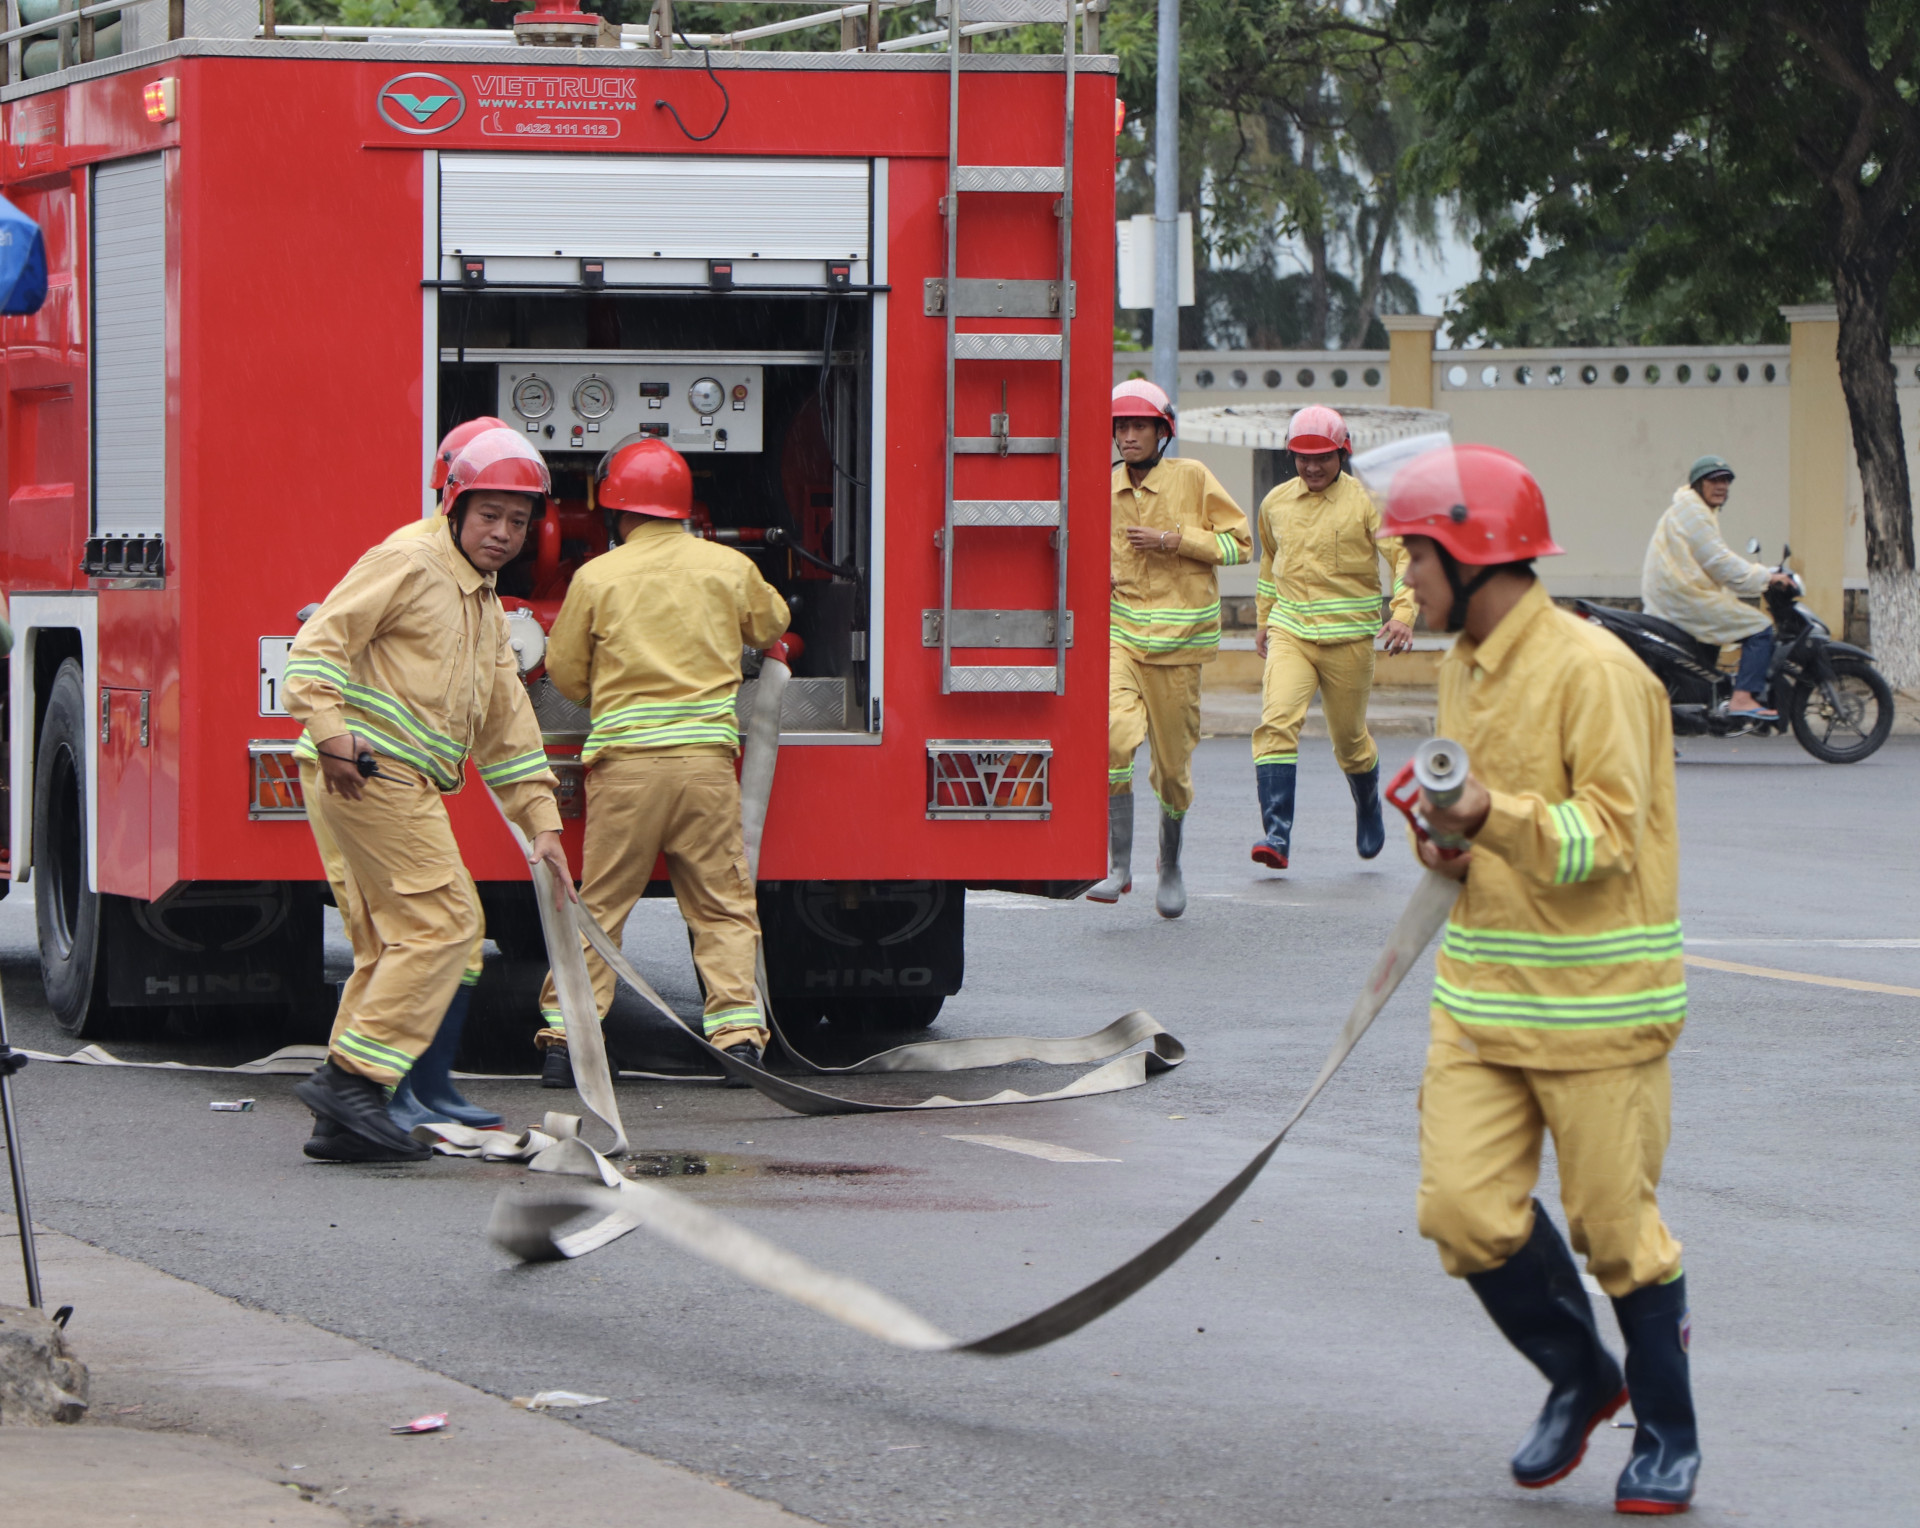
[1688,454,1735,486]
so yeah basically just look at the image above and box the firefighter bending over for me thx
[1386,444,1700,1515]
[284,428,567,1162]
[534,438,790,1083]
[1249,405,1414,870]
[1090,380,1251,919]
[300,415,518,1139]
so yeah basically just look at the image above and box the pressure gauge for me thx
[571,375,615,421]
[512,374,555,421]
[687,377,725,416]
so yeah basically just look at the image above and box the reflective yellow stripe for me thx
[1434,976,1687,1029]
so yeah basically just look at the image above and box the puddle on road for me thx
[623,1150,913,1182]
[617,1149,1032,1214]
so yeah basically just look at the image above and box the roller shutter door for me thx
[439,154,870,263]
[92,156,166,537]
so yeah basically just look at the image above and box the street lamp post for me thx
[1152,0,1179,450]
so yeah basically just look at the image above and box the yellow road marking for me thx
[1684,954,1920,999]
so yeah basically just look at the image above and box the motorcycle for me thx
[1575,543,1894,764]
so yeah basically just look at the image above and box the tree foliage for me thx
[1405,0,1920,684]
[1103,0,1439,349]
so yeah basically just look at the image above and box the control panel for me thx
[500,363,765,455]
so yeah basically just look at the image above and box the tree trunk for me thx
[1832,251,1920,691]
[1346,181,1397,349]
[1300,134,1330,350]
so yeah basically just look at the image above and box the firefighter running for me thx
[283,427,568,1163]
[1091,379,1251,919]
[1250,405,1415,870]
[534,438,791,1084]
[1386,444,1700,1515]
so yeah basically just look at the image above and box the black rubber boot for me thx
[1087,793,1134,903]
[539,1035,572,1090]
[1612,1274,1700,1514]
[1155,810,1187,920]
[387,985,501,1130]
[294,1061,430,1162]
[717,1035,765,1088]
[1250,760,1296,869]
[1347,762,1386,860]
[1465,1200,1627,1488]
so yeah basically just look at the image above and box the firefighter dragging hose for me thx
[283,427,569,1163]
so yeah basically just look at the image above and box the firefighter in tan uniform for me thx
[1249,405,1415,870]
[534,438,790,1081]
[302,415,513,1137]
[284,428,567,1162]
[1386,443,1700,1515]
[1088,380,1251,919]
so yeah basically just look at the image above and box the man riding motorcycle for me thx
[1641,456,1795,719]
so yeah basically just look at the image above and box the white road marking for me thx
[946,1134,1120,1163]
[1688,938,1920,949]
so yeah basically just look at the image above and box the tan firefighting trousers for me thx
[299,759,481,1085]
[538,753,767,1047]
[306,791,485,1052]
[1252,628,1378,776]
[1416,1013,1684,1298]
[1108,646,1203,818]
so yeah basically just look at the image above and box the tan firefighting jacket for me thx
[1255,471,1415,643]
[1641,484,1771,644]
[1109,457,1252,664]
[546,518,790,763]
[1431,580,1684,1071]
[283,517,561,837]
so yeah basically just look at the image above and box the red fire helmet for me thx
[1287,404,1349,456]
[430,415,507,492]
[596,437,693,520]
[443,427,551,516]
[1380,443,1564,563]
[1112,378,1176,435]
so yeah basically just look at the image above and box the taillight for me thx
[248,742,305,819]
[926,741,1052,820]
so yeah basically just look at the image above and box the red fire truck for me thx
[0,10,1115,1045]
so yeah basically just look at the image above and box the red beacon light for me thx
[490,0,615,47]
[143,78,178,124]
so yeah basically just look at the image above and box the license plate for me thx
[258,638,296,717]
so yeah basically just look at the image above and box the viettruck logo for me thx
[377,73,466,135]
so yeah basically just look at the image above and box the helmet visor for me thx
[1353,430,1465,536]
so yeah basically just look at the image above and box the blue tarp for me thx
[0,195,47,315]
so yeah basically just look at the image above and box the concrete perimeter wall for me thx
[1116,314,1913,638]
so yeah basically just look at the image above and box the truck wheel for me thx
[817,995,944,1032]
[34,659,113,1036]
[477,881,548,961]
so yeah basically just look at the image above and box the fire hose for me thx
[476,725,1474,1356]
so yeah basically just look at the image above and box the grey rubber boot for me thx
[1086,794,1135,903]
[1155,810,1187,920]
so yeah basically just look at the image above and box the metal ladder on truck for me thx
[933,0,1078,695]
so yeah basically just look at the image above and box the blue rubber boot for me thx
[1347,761,1386,860]
[1612,1274,1700,1514]
[1466,1200,1627,1490]
[1250,761,1296,870]
[387,984,502,1131]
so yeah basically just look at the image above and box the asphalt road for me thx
[4,734,1917,1526]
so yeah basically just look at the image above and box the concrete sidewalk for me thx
[1199,677,1920,740]
[0,1224,811,1528]
[1200,685,1436,739]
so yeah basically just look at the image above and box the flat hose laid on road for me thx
[487,870,1462,1355]
[508,655,1185,1118]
